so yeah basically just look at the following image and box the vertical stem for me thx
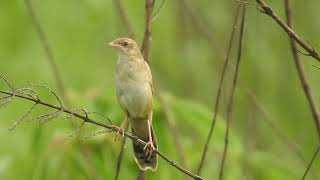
[197,4,242,175]
[284,0,320,140]
[114,124,129,180]
[141,0,155,63]
[219,5,246,180]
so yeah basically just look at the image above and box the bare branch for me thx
[284,0,320,140]
[141,0,155,62]
[0,88,204,180]
[197,4,242,175]
[219,5,246,180]
[301,145,320,180]
[114,123,129,180]
[255,0,320,63]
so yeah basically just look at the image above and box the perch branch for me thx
[0,89,204,180]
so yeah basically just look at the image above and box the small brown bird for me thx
[109,37,158,171]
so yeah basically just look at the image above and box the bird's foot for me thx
[114,127,125,141]
[143,140,155,159]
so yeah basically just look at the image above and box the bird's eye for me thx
[123,42,128,47]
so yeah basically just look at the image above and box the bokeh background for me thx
[1,0,320,179]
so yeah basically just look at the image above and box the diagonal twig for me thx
[219,5,246,180]
[284,0,320,140]
[254,0,320,63]
[0,89,204,180]
[301,145,320,180]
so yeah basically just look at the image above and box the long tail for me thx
[131,125,158,171]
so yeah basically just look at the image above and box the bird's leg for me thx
[114,117,128,141]
[143,119,155,158]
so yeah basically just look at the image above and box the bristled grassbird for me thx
[109,37,158,171]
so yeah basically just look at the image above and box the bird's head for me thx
[109,38,142,59]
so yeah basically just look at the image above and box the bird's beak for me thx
[109,41,119,48]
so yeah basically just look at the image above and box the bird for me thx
[109,37,158,171]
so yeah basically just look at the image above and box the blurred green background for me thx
[1,0,320,179]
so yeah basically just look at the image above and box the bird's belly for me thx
[116,80,152,119]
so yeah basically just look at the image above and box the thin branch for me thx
[301,145,320,180]
[284,0,320,140]
[114,123,129,180]
[24,0,69,104]
[219,5,246,180]
[197,4,242,175]
[141,0,155,62]
[0,89,204,180]
[114,0,136,38]
[255,0,320,62]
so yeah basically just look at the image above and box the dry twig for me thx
[141,0,155,62]
[254,0,320,63]
[197,4,242,175]
[284,0,320,140]
[301,145,320,180]
[219,5,246,180]
[0,82,204,180]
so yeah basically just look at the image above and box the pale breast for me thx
[115,59,153,119]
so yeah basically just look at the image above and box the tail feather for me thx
[132,126,158,171]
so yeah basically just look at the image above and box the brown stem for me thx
[197,4,242,175]
[255,0,320,62]
[219,5,246,180]
[0,90,204,180]
[284,0,320,140]
[141,0,155,62]
[114,124,129,180]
